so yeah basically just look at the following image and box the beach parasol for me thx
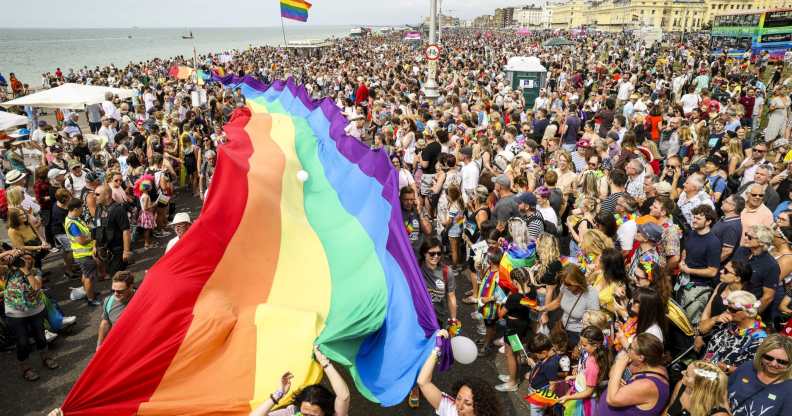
[0,111,29,131]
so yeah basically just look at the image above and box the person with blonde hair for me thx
[697,290,767,375]
[666,361,730,416]
[579,229,614,276]
[568,196,598,257]
[727,334,792,416]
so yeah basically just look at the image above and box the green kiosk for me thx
[505,56,547,109]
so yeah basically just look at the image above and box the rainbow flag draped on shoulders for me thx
[281,0,312,22]
[57,77,445,415]
[498,242,536,293]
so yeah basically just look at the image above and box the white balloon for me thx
[450,336,477,365]
[296,170,309,182]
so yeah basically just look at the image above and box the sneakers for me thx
[62,315,77,327]
[493,337,505,347]
[498,374,511,383]
[407,386,420,408]
[44,330,58,343]
[494,382,518,392]
[86,298,102,307]
[476,322,487,336]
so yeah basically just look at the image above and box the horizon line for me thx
[0,23,413,30]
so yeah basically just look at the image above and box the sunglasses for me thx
[745,234,756,240]
[726,306,742,314]
[754,149,767,153]
[762,353,791,367]
[427,251,441,257]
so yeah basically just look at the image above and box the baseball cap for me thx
[517,192,537,207]
[495,174,511,188]
[170,212,192,225]
[638,222,663,243]
[47,168,67,180]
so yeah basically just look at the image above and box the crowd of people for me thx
[3,27,792,416]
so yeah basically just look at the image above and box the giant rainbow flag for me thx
[58,77,447,415]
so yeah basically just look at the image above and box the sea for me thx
[0,26,354,85]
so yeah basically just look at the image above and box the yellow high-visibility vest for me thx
[64,216,95,259]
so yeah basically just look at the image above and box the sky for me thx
[0,0,535,28]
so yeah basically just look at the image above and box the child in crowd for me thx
[558,326,612,416]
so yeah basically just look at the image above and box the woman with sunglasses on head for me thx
[697,290,767,375]
[727,334,792,416]
[665,360,729,416]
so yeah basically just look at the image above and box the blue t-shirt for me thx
[707,174,727,195]
[728,362,792,416]
[684,230,722,286]
[529,354,568,390]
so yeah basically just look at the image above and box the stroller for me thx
[665,298,697,386]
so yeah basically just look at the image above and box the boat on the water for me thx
[182,31,194,40]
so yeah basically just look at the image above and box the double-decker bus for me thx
[710,8,792,61]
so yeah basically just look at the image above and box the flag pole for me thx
[280,15,288,47]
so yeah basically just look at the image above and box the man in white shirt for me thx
[617,77,634,104]
[31,121,48,145]
[165,213,192,253]
[533,90,549,112]
[101,92,120,122]
[97,116,117,143]
[679,87,701,116]
[615,194,639,256]
[459,146,479,203]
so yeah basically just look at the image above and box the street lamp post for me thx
[423,0,440,100]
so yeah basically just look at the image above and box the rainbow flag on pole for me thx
[281,0,312,22]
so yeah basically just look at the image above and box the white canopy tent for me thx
[0,111,29,131]
[0,83,134,110]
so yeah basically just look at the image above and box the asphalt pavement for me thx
[0,193,522,416]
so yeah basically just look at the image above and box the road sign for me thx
[425,44,441,61]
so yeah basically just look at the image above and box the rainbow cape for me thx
[478,270,500,320]
[498,243,536,293]
[281,0,312,22]
[59,77,442,415]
